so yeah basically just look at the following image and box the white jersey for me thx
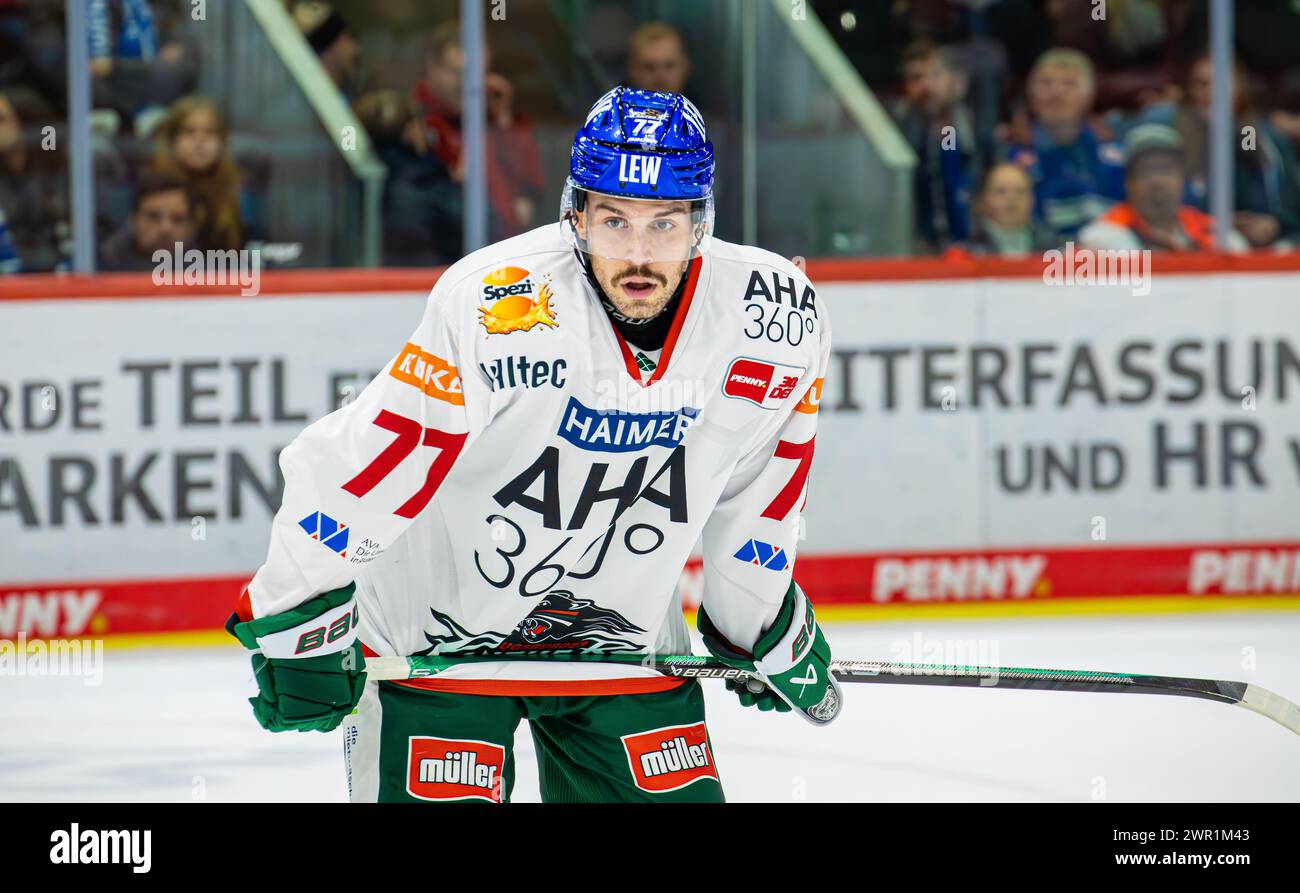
[245,223,829,692]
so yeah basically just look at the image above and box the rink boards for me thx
[2,256,1299,638]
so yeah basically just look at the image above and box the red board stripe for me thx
[3,540,1299,640]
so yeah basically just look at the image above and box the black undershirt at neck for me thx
[580,251,690,352]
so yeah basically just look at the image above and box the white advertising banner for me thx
[1,293,426,582]
[808,272,1300,551]
[2,267,1298,635]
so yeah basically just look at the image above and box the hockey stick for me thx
[362,652,1300,737]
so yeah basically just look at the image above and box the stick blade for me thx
[1238,684,1300,736]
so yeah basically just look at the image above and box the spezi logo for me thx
[556,396,697,452]
[481,266,534,298]
[478,269,559,336]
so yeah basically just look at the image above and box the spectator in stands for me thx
[99,170,197,271]
[956,161,1062,258]
[152,96,244,251]
[88,0,198,131]
[293,2,361,97]
[0,207,20,274]
[626,22,692,96]
[1041,0,1172,111]
[890,39,935,120]
[1140,53,1300,249]
[354,88,461,267]
[1007,49,1126,238]
[0,86,68,272]
[891,42,985,253]
[1079,123,1249,253]
[414,21,544,243]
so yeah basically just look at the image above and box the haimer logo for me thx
[557,396,697,452]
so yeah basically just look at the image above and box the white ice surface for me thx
[4,612,1298,802]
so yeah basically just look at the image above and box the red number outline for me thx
[761,436,815,520]
[342,409,467,518]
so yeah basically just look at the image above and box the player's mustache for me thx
[614,266,667,286]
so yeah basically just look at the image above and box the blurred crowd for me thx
[825,0,1300,256]
[2,0,1299,274]
[346,14,696,266]
[0,0,257,273]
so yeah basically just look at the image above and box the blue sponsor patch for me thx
[556,396,698,452]
[299,511,350,557]
[733,539,788,571]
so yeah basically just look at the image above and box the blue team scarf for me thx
[88,0,158,62]
[0,212,21,274]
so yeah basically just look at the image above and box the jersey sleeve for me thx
[698,297,831,652]
[243,281,473,619]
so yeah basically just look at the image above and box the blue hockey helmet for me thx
[562,88,716,262]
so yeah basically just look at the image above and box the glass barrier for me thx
[4,0,1291,271]
[0,2,74,274]
[330,0,914,263]
[0,0,384,273]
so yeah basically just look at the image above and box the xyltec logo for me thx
[557,396,697,452]
[478,266,558,335]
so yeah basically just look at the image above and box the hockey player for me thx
[229,88,840,803]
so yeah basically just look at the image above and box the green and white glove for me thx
[227,583,366,733]
[698,582,842,725]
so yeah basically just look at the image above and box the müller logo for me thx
[407,737,505,802]
[622,722,718,793]
[49,823,151,873]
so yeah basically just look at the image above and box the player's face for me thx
[979,164,1034,228]
[1188,58,1242,119]
[0,96,20,156]
[628,37,690,94]
[173,107,223,173]
[577,196,693,321]
[133,190,196,253]
[1127,154,1184,225]
[1029,63,1093,127]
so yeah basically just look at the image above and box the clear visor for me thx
[561,182,715,265]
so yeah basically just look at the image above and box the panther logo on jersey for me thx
[421,592,645,656]
[509,590,645,647]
